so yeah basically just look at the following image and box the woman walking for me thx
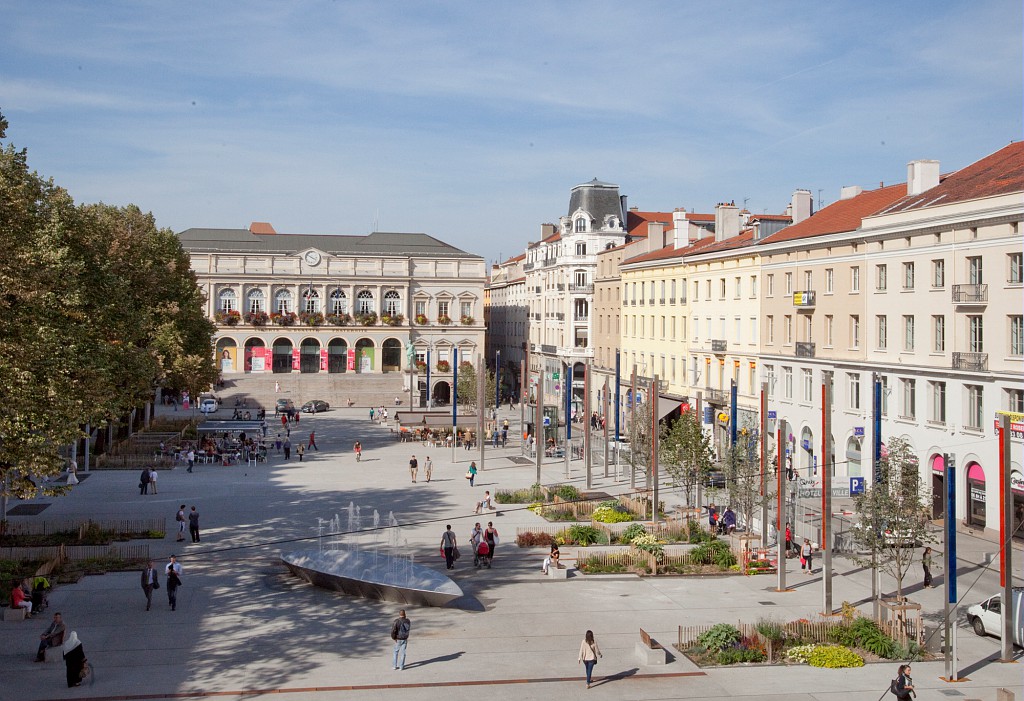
[484,521,499,566]
[62,631,86,687]
[467,461,478,486]
[577,630,602,688]
[921,547,933,588]
[801,538,813,575]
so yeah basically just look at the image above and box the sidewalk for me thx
[3,405,1021,701]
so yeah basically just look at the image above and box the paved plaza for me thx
[3,405,1021,701]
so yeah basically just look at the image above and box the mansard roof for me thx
[177,228,479,259]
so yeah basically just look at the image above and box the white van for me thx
[966,587,1023,647]
[199,396,218,414]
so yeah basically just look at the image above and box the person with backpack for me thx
[390,610,411,670]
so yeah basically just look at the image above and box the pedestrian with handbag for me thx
[166,555,183,611]
[140,561,160,611]
[578,630,602,688]
[466,461,477,486]
[484,521,499,566]
[801,538,813,575]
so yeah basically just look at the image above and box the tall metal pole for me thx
[495,350,501,410]
[998,415,1014,662]
[695,392,703,510]
[630,366,638,488]
[602,378,610,479]
[520,355,527,453]
[585,361,592,489]
[535,378,543,484]
[651,374,659,522]
[478,360,485,472]
[84,422,91,472]
[943,452,958,681]
[564,363,573,478]
[729,380,738,447]
[776,419,788,592]
[760,383,768,546]
[614,350,621,444]
[871,372,883,618]
[426,350,432,407]
[822,378,834,614]
[451,348,458,464]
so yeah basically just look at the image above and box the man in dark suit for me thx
[141,560,160,611]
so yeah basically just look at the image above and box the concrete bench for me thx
[3,606,27,621]
[43,643,63,662]
[635,627,667,665]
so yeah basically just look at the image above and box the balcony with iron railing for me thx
[952,284,988,304]
[711,339,727,353]
[702,387,729,404]
[523,262,536,271]
[952,351,988,371]
[554,312,565,320]
[573,314,589,322]
[793,290,817,308]
[795,341,816,358]
[569,283,594,294]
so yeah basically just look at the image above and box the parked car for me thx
[966,588,1023,646]
[199,397,218,414]
[301,399,330,413]
[275,398,295,414]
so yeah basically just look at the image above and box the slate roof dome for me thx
[567,178,624,225]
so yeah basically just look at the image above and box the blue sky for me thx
[2,1,1021,265]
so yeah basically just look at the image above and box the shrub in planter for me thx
[552,484,581,501]
[807,645,864,669]
[755,619,784,644]
[516,531,555,547]
[631,533,665,562]
[690,540,733,565]
[784,644,817,663]
[619,523,646,544]
[355,312,377,326]
[437,314,452,325]
[849,617,898,658]
[566,524,601,546]
[245,311,269,326]
[385,313,404,326]
[460,315,474,325]
[436,360,451,372]
[325,313,351,326]
[696,623,741,653]
[717,647,766,665]
[414,313,428,325]
[592,505,634,523]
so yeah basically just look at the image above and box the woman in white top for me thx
[578,629,602,688]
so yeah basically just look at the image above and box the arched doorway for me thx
[382,338,402,373]
[300,338,321,373]
[328,338,348,373]
[800,426,815,479]
[966,461,986,528]
[272,338,293,374]
[355,338,375,373]
[216,338,238,373]
[930,454,945,519]
[846,436,862,477]
[243,338,266,373]
[432,381,451,406]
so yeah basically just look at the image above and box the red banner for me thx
[292,348,300,371]
[320,348,328,371]
[347,348,356,371]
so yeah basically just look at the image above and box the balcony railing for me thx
[556,284,565,291]
[952,284,988,304]
[541,344,557,354]
[795,341,816,358]
[523,262,535,271]
[573,314,589,322]
[793,290,816,308]
[569,283,594,293]
[702,388,729,404]
[952,351,988,371]
[711,339,727,353]
[554,312,565,320]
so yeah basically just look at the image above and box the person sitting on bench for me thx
[11,580,32,616]
[35,612,65,661]
[542,544,561,574]
[475,491,494,514]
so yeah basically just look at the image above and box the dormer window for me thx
[574,218,587,233]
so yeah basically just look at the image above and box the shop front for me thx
[966,461,986,528]
[931,454,945,520]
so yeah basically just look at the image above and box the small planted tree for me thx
[721,422,774,535]
[852,436,934,602]
[624,401,652,488]
[455,363,496,410]
[659,409,713,507]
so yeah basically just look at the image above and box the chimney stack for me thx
[714,202,740,242]
[647,221,666,252]
[673,209,690,249]
[839,185,863,201]
[907,159,940,196]
[790,190,812,224]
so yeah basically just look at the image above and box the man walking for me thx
[283,437,291,460]
[175,505,187,542]
[440,524,457,570]
[34,612,65,662]
[186,448,196,473]
[140,561,160,611]
[166,555,182,611]
[308,431,318,451]
[139,467,150,495]
[188,506,201,543]
[409,455,418,483]
[424,456,433,482]
[390,609,411,670]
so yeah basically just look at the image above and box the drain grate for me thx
[7,503,51,516]
[938,690,963,697]
[758,601,778,605]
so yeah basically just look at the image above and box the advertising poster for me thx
[251,347,267,372]
[291,348,300,371]
[347,348,356,371]
[320,348,328,371]
[220,347,235,373]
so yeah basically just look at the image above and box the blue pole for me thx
[614,350,621,443]
[452,348,458,427]
[566,365,573,441]
[945,457,957,603]
[729,380,738,446]
[495,350,501,409]
[426,350,431,406]
[872,375,882,484]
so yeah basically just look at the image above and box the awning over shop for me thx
[657,395,686,421]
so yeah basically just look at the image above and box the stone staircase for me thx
[217,373,411,410]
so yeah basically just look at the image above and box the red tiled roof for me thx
[691,229,756,256]
[622,234,716,266]
[759,183,906,244]
[876,141,1024,215]
[626,210,673,236]
[748,213,792,222]
[685,213,715,222]
[249,221,277,235]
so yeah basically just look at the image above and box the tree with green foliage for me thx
[0,111,216,517]
[722,422,774,535]
[852,436,934,601]
[624,399,652,487]
[455,362,496,410]
[659,408,714,506]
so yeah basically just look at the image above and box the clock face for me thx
[304,251,321,266]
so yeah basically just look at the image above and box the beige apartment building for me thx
[486,253,528,398]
